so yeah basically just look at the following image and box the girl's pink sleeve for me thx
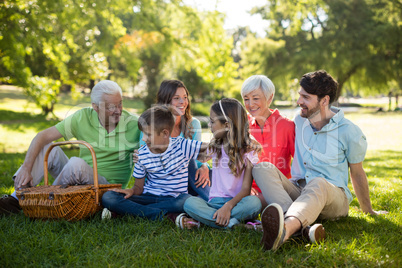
[246,151,259,166]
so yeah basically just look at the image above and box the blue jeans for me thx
[102,191,191,221]
[183,196,262,229]
[188,159,211,201]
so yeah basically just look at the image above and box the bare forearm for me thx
[15,127,62,188]
[197,142,210,162]
[225,189,250,210]
[351,176,373,213]
[22,134,49,170]
[23,127,62,170]
[132,178,144,195]
[350,163,374,213]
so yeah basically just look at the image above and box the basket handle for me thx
[43,140,100,205]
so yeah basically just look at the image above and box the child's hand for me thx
[110,188,135,199]
[195,165,210,188]
[213,204,232,227]
[132,150,139,163]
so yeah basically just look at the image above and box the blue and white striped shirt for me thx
[133,137,202,197]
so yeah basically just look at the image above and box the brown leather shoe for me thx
[0,195,21,215]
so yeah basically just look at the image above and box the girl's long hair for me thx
[157,80,193,139]
[209,98,262,177]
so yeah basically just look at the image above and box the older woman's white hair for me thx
[241,75,275,100]
[91,80,122,105]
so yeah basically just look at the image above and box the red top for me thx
[248,109,295,192]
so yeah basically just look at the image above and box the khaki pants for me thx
[253,162,349,227]
[12,143,108,200]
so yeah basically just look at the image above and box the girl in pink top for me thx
[177,98,262,229]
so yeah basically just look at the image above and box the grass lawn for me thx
[0,87,401,267]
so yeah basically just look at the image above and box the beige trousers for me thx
[253,162,349,227]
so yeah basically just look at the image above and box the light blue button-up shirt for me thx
[291,107,367,203]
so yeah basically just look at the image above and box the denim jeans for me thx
[184,196,261,229]
[102,191,192,221]
[187,159,211,201]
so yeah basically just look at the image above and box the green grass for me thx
[0,87,401,267]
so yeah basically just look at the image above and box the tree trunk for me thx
[388,91,392,111]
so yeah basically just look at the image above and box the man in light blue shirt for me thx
[254,70,387,251]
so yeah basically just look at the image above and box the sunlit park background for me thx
[0,0,401,267]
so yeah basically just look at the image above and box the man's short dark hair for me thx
[300,70,339,104]
[138,105,175,134]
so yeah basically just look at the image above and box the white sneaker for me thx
[302,223,326,243]
[101,208,112,220]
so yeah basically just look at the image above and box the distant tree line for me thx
[0,0,400,114]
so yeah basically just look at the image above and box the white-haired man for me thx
[0,80,140,215]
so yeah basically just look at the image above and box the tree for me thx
[0,0,130,114]
[168,10,239,100]
[243,0,402,100]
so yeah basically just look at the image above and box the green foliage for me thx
[190,11,239,99]
[0,0,130,93]
[191,102,211,116]
[177,68,213,102]
[1,0,399,107]
[244,0,402,99]
[24,76,60,115]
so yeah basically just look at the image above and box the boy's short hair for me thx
[300,70,339,104]
[138,105,175,134]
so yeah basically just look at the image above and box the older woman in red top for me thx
[241,75,295,208]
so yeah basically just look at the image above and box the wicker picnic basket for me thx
[16,140,121,221]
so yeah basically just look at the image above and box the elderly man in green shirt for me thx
[0,80,140,215]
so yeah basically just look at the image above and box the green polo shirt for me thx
[55,108,140,188]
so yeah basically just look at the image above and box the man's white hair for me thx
[241,75,275,100]
[91,80,122,105]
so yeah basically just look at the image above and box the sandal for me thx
[244,220,263,231]
[175,213,200,229]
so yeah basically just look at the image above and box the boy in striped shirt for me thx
[102,105,207,220]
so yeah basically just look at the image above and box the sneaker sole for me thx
[260,203,284,251]
[309,224,325,243]
[175,213,187,229]
[101,208,112,220]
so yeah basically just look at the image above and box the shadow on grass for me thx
[0,110,46,122]
[271,213,401,267]
[1,120,59,133]
[0,110,59,133]
[0,90,27,100]
[364,150,402,179]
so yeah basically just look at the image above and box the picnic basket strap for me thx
[43,140,100,205]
